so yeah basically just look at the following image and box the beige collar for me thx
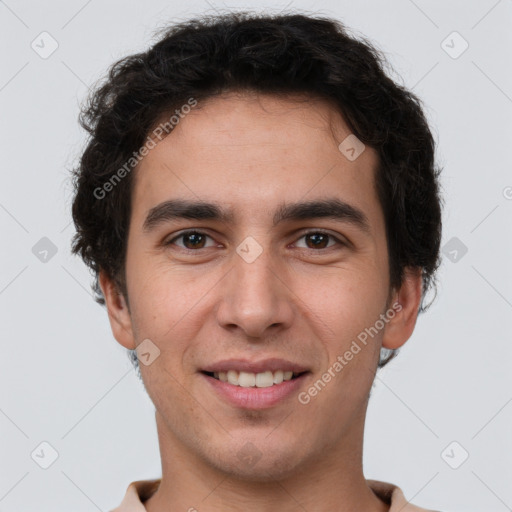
[110,478,438,512]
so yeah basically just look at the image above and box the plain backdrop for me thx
[1,1,511,511]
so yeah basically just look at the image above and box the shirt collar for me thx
[111,478,437,512]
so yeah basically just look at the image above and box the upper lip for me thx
[201,358,310,374]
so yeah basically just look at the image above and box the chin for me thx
[206,439,308,482]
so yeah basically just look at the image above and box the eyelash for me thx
[164,230,346,252]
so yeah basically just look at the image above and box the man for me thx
[71,12,443,512]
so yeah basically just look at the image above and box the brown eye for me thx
[304,233,329,249]
[295,231,342,250]
[166,231,214,250]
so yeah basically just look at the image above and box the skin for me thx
[100,91,422,512]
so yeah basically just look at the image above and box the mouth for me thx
[200,369,310,409]
[201,369,308,388]
[199,358,311,409]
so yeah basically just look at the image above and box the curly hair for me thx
[71,12,443,371]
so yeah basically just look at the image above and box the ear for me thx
[99,270,136,350]
[381,267,423,350]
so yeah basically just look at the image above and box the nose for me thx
[215,243,295,340]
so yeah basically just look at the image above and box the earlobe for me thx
[381,267,423,350]
[99,270,136,350]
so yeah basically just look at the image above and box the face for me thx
[102,92,421,481]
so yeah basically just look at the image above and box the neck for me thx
[144,408,389,512]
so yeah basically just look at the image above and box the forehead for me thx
[131,92,383,233]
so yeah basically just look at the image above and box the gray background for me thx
[1,0,511,510]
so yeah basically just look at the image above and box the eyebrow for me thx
[143,198,371,234]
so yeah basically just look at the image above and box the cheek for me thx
[126,260,219,355]
[127,256,187,317]
[306,275,385,407]
[307,269,388,357]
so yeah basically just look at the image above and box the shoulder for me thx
[110,479,161,512]
[367,479,442,512]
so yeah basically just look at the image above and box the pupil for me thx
[182,233,329,250]
[184,233,204,249]
[307,233,328,249]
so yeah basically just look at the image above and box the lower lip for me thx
[201,372,309,409]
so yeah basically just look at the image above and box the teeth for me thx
[273,370,284,384]
[238,371,256,387]
[212,370,299,387]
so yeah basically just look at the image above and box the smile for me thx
[204,370,304,388]
[201,370,310,409]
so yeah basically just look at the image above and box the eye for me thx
[164,230,346,252]
[165,230,217,250]
[293,231,345,250]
